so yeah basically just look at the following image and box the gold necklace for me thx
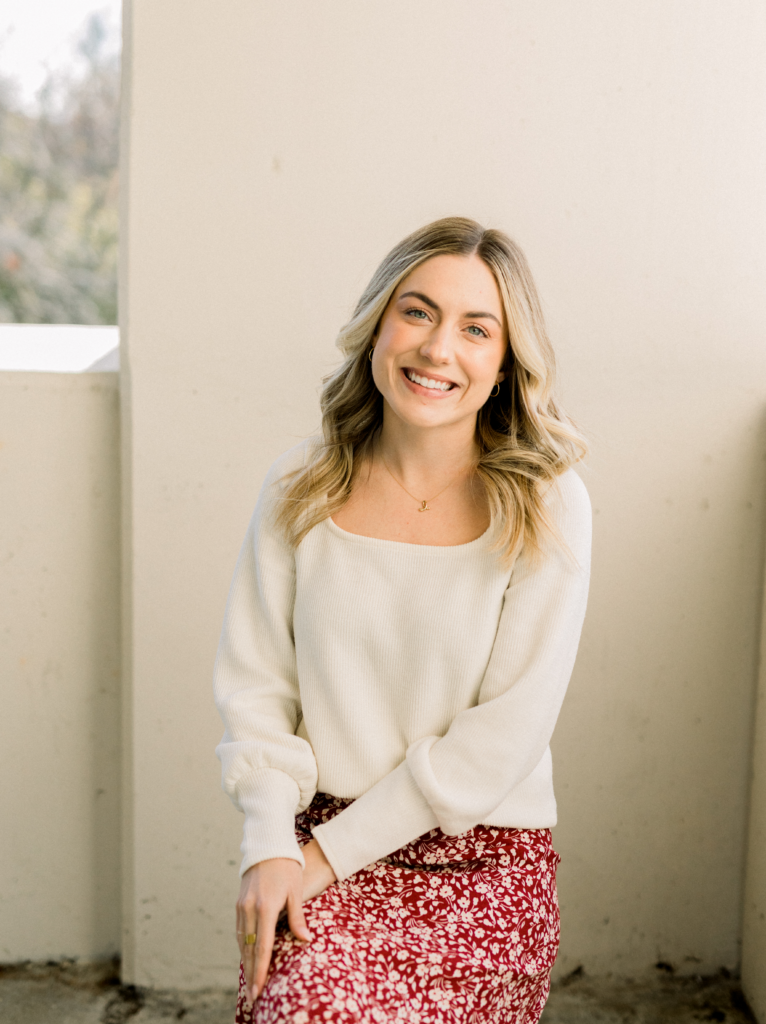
[379,453,469,512]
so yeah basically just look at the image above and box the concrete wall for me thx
[0,372,121,962]
[121,0,766,989]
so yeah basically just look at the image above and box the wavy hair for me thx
[275,217,586,566]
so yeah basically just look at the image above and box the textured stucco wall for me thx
[0,372,121,962]
[121,0,766,989]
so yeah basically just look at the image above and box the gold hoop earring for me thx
[490,382,500,398]
[368,348,374,361]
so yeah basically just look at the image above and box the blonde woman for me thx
[214,217,591,1024]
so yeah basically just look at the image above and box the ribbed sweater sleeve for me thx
[312,469,591,881]
[213,449,318,875]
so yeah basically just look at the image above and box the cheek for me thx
[375,328,417,374]
[380,322,411,353]
[370,338,403,394]
[468,348,506,383]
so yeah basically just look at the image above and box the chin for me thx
[391,402,464,430]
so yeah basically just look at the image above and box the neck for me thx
[376,408,479,485]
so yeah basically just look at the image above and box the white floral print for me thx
[236,794,560,1024]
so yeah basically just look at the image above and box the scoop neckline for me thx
[325,516,492,551]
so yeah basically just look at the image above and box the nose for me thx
[419,322,453,365]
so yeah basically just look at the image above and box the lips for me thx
[403,368,457,392]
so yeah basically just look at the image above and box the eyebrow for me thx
[398,291,502,328]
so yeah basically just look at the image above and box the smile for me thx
[404,368,457,392]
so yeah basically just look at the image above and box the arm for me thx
[214,452,319,873]
[312,469,592,881]
[215,450,327,1003]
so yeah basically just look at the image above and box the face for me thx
[370,253,508,434]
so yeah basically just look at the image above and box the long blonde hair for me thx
[276,217,586,565]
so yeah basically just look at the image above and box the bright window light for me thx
[0,324,119,371]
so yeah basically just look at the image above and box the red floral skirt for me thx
[236,793,560,1024]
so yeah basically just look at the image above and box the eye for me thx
[405,307,429,320]
[466,324,489,338]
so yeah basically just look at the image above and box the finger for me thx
[286,890,312,943]
[243,937,257,1002]
[239,901,258,998]
[235,907,245,962]
[252,908,278,1001]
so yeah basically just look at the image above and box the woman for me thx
[214,217,591,1023]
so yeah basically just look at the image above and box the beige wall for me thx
[121,0,766,989]
[0,372,121,962]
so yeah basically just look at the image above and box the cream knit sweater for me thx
[214,442,591,882]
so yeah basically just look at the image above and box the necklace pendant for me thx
[418,501,430,512]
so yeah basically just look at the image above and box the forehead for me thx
[395,253,503,315]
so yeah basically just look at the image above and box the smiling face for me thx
[370,253,508,436]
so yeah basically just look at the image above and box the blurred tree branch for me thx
[0,13,119,324]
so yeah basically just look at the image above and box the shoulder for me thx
[245,439,322,564]
[260,436,322,495]
[540,467,592,568]
[546,467,591,521]
[249,437,322,536]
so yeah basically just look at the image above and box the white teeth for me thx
[407,370,453,391]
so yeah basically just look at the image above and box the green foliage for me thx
[0,16,119,324]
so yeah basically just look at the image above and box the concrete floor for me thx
[541,968,756,1024]
[0,961,236,1024]
[0,960,757,1023]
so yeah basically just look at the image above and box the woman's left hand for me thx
[301,839,337,902]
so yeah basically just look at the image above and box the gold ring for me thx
[244,933,257,945]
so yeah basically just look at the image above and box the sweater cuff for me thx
[311,760,438,881]
[237,767,305,876]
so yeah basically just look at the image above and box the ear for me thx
[496,371,506,383]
